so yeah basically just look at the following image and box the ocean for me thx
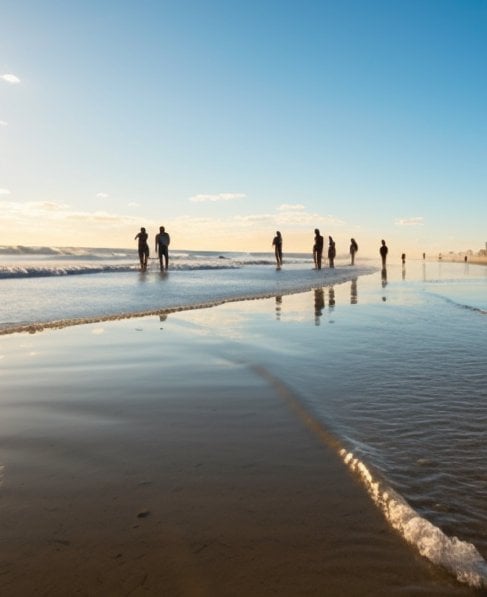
[1,245,486,590]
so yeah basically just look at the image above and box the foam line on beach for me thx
[251,364,487,590]
[341,449,487,590]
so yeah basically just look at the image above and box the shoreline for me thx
[0,305,479,595]
[438,256,487,266]
[0,266,377,336]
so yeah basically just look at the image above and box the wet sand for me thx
[0,313,478,596]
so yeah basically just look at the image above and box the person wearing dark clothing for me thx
[380,239,388,267]
[155,226,170,271]
[328,236,336,268]
[272,231,283,268]
[313,229,324,270]
[350,238,358,265]
[134,227,149,271]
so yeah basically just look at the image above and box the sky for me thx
[1,0,486,257]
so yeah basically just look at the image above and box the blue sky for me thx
[1,0,486,256]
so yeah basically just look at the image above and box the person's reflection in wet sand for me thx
[402,264,406,280]
[350,278,358,304]
[328,287,335,312]
[314,288,324,326]
[159,314,168,329]
[381,268,388,301]
[275,295,282,321]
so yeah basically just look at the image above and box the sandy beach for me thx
[0,298,481,596]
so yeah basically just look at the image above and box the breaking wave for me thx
[0,262,242,279]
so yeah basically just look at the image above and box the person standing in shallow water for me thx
[272,231,283,269]
[328,236,336,268]
[313,229,324,270]
[134,227,149,271]
[380,239,388,267]
[350,238,358,265]
[155,226,170,271]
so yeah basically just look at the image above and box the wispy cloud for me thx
[0,200,69,217]
[1,74,21,84]
[172,204,344,232]
[0,188,11,195]
[276,204,344,227]
[66,210,137,223]
[277,203,305,211]
[395,217,424,226]
[96,192,109,199]
[127,201,140,208]
[189,192,246,203]
[0,200,140,227]
[0,121,7,127]
[36,201,71,211]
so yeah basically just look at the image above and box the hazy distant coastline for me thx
[440,254,487,266]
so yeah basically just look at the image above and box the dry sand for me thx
[0,313,477,596]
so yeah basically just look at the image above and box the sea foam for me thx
[341,449,487,589]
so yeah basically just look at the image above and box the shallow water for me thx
[133,260,486,588]
[0,254,486,589]
[0,248,373,333]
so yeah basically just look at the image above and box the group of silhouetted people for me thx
[272,230,362,270]
[308,229,338,269]
[137,225,394,273]
[134,226,171,271]
[270,232,395,270]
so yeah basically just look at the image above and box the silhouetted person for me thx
[401,253,406,264]
[328,236,336,268]
[155,226,170,270]
[380,239,388,267]
[350,238,358,265]
[272,231,283,268]
[313,229,324,269]
[134,227,149,271]
[423,252,426,260]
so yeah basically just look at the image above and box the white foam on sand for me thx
[341,449,487,589]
